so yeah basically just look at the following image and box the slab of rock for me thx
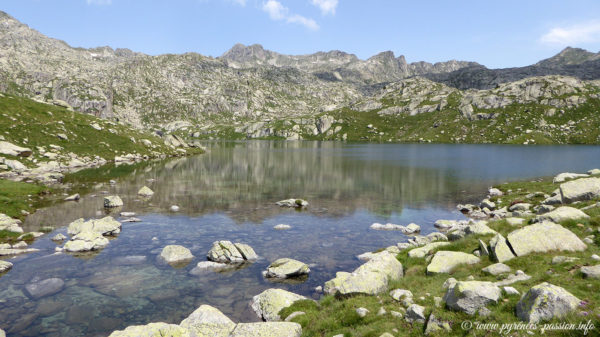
[251,288,306,321]
[444,281,501,315]
[276,199,308,208]
[408,242,450,258]
[159,245,194,264]
[489,234,515,263]
[233,243,258,261]
[516,282,581,323]
[0,260,13,273]
[507,222,587,257]
[64,231,109,252]
[207,241,257,263]
[324,251,403,296]
[67,216,121,236]
[0,141,32,157]
[494,270,532,287]
[138,186,154,197]
[103,196,123,208]
[180,304,234,327]
[426,251,480,275]
[482,263,511,276]
[266,258,310,279]
[559,177,600,203]
[553,172,588,183]
[534,206,590,223]
[24,278,65,299]
[581,265,600,279]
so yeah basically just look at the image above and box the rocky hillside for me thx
[1,10,600,144]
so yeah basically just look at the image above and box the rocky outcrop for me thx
[516,283,581,323]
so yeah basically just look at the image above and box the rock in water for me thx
[444,281,502,315]
[103,196,123,208]
[207,241,257,263]
[233,243,258,261]
[24,278,65,299]
[276,199,309,208]
[426,251,480,275]
[559,177,600,203]
[265,258,310,279]
[534,206,590,223]
[64,193,80,201]
[506,222,587,256]
[516,282,581,323]
[67,216,122,236]
[274,224,291,230]
[138,186,154,197]
[64,231,110,252]
[159,245,194,264]
[0,260,13,273]
[108,323,189,337]
[251,288,306,321]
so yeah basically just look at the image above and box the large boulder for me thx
[251,288,306,321]
[444,281,502,315]
[24,278,65,299]
[180,304,234,327]
[104,195,124,208]
[159,245,194,264]
[507,222,587,257]
[516,282,581,323]
[489,234,515,263]
[207,241,257,263]
[64,231,109,252]
[108,323,189,337]
[426,251,480,275]
[324,251,403,296]
[265,258,310,279]
[0,141,32,157]
[408,242,450,258]
[559,177,600,203]
[533,206,590,223]
[67,216,121,236]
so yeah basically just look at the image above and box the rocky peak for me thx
[537,47,600,67]
[221,43,273,63]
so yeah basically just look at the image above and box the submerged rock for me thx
[103,196,123,208]
[189,261,236,275]
[516,282,581,323]
[444,281,502,315]
[371,222,420,234]
[159,245,194,264]
[265,258,310,279]
[251,288,307,321]
[24,278,65,299]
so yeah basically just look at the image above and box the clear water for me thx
[1,141,599,336]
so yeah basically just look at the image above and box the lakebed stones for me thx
[103,195,123,208]
[137,186,154,197]
[265,258,310,279]
[251,288,307,321]
[189,261,236,275]
[533,206,589,223]
[444,281,502,315]
[559,177,600,203]
[159,245,194,264]
[276,198,308,208]
[24,278,65,299]
[426,251,480,275]
[324,251,403,296]
[207,241,257,263]
[516,282,581,323]
[506,222,587,257]
[370,222,420,234]
[67,216,121,236]
[64,231,109,252]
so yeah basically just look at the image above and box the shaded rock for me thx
[24,278,65,299]
[138,186,154,197]
[104,195,123,208]
[516,282,581,323]
[489,233,515,263]
[534,206,590,223]
[266,258,310,279]
[444,281,501,315]
[64,231,109,252]
[482,263,511,276]
[251,288,306,321]
[424,313,451,335]
[405,304,426,323]
[159,245,194,264]
[580,265,600,279]
[559,177,600,203]
[426,251,480,275]
[408,242,450,258]
[67,216,121,236]
[507,222,587,256]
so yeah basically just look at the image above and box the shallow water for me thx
[1,141,599,336]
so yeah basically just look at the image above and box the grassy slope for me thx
[282,176,600,337]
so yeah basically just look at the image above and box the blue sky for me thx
[2,0,600,68]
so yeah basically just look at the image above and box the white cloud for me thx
[310,0,338,15]
[540,21,600,45]
[86,0,112,5]
[262,0,319,30]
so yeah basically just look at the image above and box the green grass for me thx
[0,179,49,219]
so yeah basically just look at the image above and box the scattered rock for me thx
[553,172,588,183]
[370,222,420,234]
[405,304,426,323]
[265,258,310,279]
[444,281,502,315]
[551,256,580,264]
[507,222,587,256]
[103,196,123,208]
[408,242,450,258]
[276,198,308,208]
[67,216,121,236]
[0,141,32,157]
[534,206,590,223]
[207,241,257,263]
[516,282,581,323]
[251,288,306,321]
[424,313,451,335]
[24,278,65,299]
[503,286,520,295]
[64,231,109,252]
[494,270,532,286]
[274,224,291,230]
[189,261,235,275]
[489,233,515,263]
[159,245,194,264]
[138,186,154,197]
[180,304,234,327]
[559,177,600,203]
[426,251,480,275]
[482,263,511,276]
[580,265,600,279]
[356,307,369,317]
[505,217,525,226]
[0,213,24,233]
[489,188,503,196]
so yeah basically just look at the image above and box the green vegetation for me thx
[282,176,600,336]
[0,179,49,219]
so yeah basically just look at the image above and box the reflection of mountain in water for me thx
[26,141,464,228]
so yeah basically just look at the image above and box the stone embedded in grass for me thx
[405,304,426,323]
[551,256,580,264]
[505,217,525,226]
[482,263,511,276]
[0,141,32,157]
[503,286,520,295]
[580,265,600,279]
[494,270,532,287]
[426,251,480,275]
[489,233,515,263]
[444,281,502,315]
[103,195,123,208]
[355,307,369,317]
[533,206,590,223]
[559,177,600,203]
[507,222,587,257]
[407,242,450,258]
[251,288,307,321]
[265,258,310,279]
[424,313,451,335]
[553,172,588,183]
[516,282,581,323]
[137,186,154,197]
[159,245,194,265]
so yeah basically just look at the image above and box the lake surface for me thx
[1,141,599,336]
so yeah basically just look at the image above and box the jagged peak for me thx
[368,50,396,61]
[537,47,600,67]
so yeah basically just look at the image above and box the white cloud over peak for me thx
[261,0,319,31]
[86,0,112,5]
[540,21,600,45]
[310,0,338,15]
